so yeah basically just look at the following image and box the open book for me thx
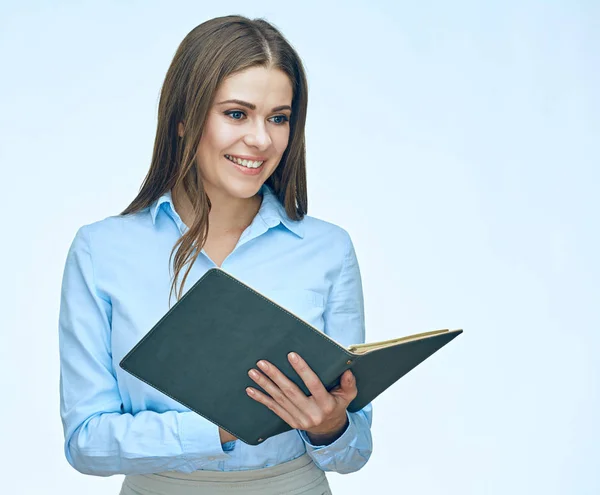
[347,328,457,353]
[120,267,463,445]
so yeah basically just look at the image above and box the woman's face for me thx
[182,66,293,201]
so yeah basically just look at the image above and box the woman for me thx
[58,14,373,494]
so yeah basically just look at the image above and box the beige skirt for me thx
[119,453,332,494]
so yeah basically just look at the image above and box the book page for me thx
[347,329,451,354]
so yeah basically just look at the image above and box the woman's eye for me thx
[270,115,289,125]
[225,110,245,120]
[224,110,289,125]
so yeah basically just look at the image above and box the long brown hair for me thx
[120,15,309,306]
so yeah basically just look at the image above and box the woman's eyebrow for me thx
[216,99,291,112]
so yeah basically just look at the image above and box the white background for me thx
[1,1,598,494]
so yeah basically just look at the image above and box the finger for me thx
[330,370,358,404]
[248,367,307,421]
[245,386,304,430]
[255,360,312,409]
[287,353,331,406]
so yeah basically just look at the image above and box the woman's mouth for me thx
[224,154,265,169]
[224,154,265,175]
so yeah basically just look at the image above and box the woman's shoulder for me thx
[69,209,152,253]
[300,214,355,251]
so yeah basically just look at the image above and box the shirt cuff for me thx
[298,410,355,452]
[222,440,236,452]
[177,412,231,465]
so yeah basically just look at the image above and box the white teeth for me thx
[225,154,264,168]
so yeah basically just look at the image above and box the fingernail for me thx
[257,360,269,371]
[249,369,260,379]
[289,352,299,363]
[246,387,255,396]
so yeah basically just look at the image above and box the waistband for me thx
[156,452,314,482]
[121,453,329,494]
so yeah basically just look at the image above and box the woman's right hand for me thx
[219,427,237,444]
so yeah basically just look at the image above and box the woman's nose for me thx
[244,121,272,149]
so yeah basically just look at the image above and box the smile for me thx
[224,154,265,169]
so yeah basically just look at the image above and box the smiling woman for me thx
[58,14,373,495]
[179,66,294,191]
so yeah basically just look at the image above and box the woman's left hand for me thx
[246,352,357,444]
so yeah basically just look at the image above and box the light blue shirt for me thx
[58,183,373,476]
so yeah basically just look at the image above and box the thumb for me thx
[331,370,357,400]
[341,370,357,396]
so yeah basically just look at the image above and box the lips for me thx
[225,154,265,165]
[225,155,264,175]
[225,153,267,162]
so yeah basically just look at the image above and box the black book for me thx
[120,267,462,445]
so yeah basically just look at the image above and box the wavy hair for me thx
[120,15,309,306]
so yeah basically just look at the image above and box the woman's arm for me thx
[297,229,373,474]
[59,227,230,476]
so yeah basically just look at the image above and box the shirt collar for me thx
[150,183,304,238]
[150,189,174,225]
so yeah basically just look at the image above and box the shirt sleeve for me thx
[58,226,230,476]
[298,230,374,474]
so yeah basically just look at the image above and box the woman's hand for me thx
[246,352,357,444]
[219,427,237,444]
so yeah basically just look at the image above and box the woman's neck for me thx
[172,181,263,233]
